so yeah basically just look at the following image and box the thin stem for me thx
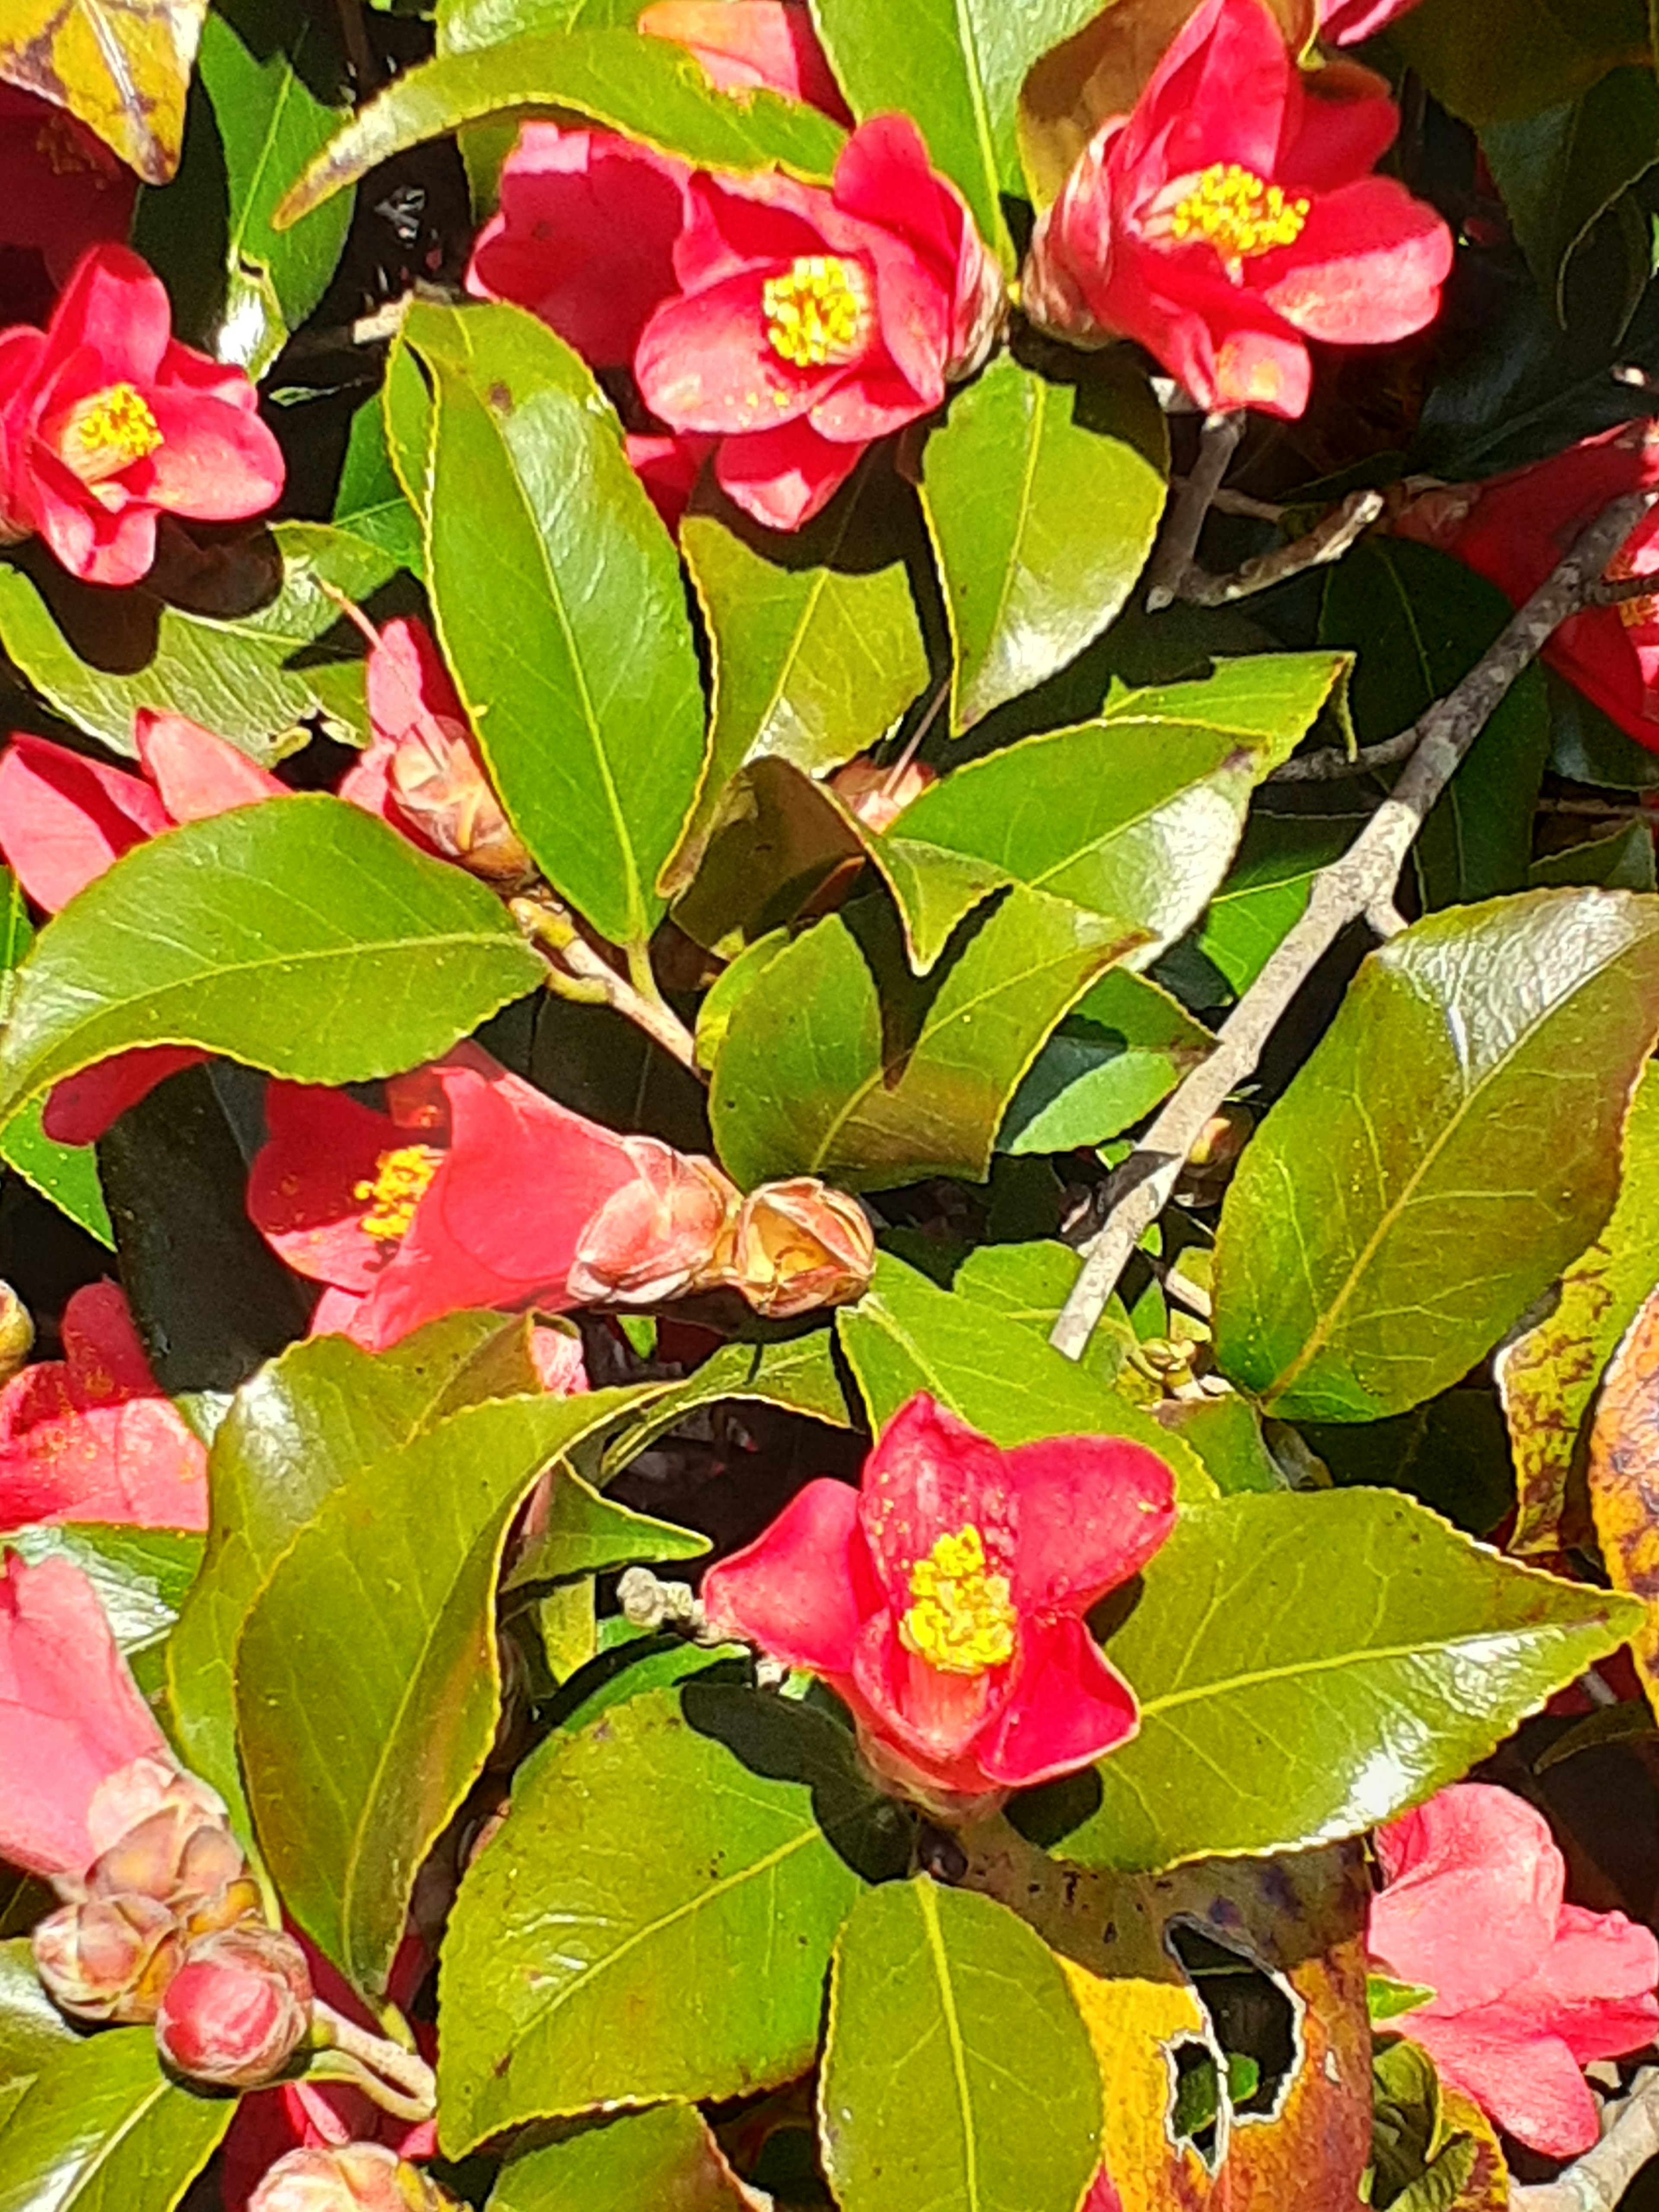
[879,676,950,803]
[1049,491,1656,1361]
[512,896,701,1073]
[1145,411,1243,611]
[311,1999,436,2117]
[1180,489,1385,607]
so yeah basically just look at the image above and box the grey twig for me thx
[1513,2069,1659,2211]
[1180,489,1385,607]
[1146,412,1243,611]
[1271,725,1436,785]
[511,895,702,1074]
[1049,492,1656,1362]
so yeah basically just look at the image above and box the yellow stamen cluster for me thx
[900,1524,1017,1678]
[56,383,162,486]
[1608,547,1659,632]
[763,254,870,370]
[35,115,102,178]
[1170,163,1309,267]
[354,1144,442,1243]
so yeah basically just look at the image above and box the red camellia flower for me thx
[702,1392,1177,1810]
[1022,0,1452,419]
[1319,0,1425,41]
[634,115,1002,528]
[0,1549,177,1881]
[637,0,852,120]
[1395,420,1659,750]
[1368,1783,1659,2156]
[0,1279,208,1532]
[0,245,284,586]
[0,88,136,317]
[246,1042,741,1351]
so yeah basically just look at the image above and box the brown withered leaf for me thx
[1434,2082,1510,2212]
[0,0,208,186]
[1588,1284,1659,1723]
[1017,0,1316,207]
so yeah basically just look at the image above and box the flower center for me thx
[54,383,163,486]
[900,1524,1017,1677]
[1167,163,1309,268]
[353,1144,442,1243]
[763,254,871,370]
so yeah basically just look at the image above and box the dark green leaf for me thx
[0,797,544,1128]
[276,29,844,227]
[1531,821,1657,893]
[1028,1491,1640,1872]
[504,1467,709,1589]
[920,354,1167,729]
[489,2105,762,2212]
[595,1332,852,1483]
[821,1880,1101,2212]
[1389,0,1648,127]
[1213,890,1659,1421]
[437,1684,908,2152]
[999,969,1212,1154]
[1152,1393,1286,1497]
[410,301,706,947]
[1304,1393,1519,1541]
[1483,69,1659,315]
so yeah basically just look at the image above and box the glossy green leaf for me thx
[709,890,1142,1190]
[822,1879,1100,2212]
[0,798,543,1129]
[999,968,1212,1154]
[1483,68,1659,314]
[438,1683,910,2153]
[837,1252,1214,1498]
[1196,814,1354,998]
[410,301,706,947]
[170,1313,548,1822]
[806,0,1109,253]
[334,398,424,576]
[950,1238,1135,1388]
[595,1331,852,1482]
[1531,821,1658,893]
[1388,0,1648,127]
[920,354,1168,729]
[0,1943,76,2111]
[674,489,928,890]
[505,1468,709,1589]
[1214,891,1659,1421]
[1028,1490,1640,1872]
[1153,1392,1286,1497]
[438,0,649,55]
[1498,1060,1659,1552]
[489,2105,762,2212]
[891,655,1348,965]
[276,28,844,227]
[238,1385,653,1995]
[1321,540,1548,909]
[0,873,109,1245]
[0,2018,235,2212]
[0,525,393,764]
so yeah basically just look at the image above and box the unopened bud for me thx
[830,755,938,836]
[81,1757,229,1878]
[32,1891,183,2023]
[249,2145,452,2212]
[567,1140,740,1305]
[0,1280,33,1383]
[89,1800,250,1913]
[155,1922,312,2088]
[720,1178,875,1317]
[388,725,534,893]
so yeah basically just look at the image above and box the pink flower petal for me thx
[702,1476,871,1674]
[1260,176,1453,345]
[636,270,823,434]
[637,0,852,119]
[0,733,168,912]
[134,711,285,823]
[711,415,863,528]
[40,1047,208,1144]
[1002,1433,1177,1612]
[856,1392,1011,1611]
[1408,2015,1604,2160]
[143,387,286,521]
[1371,1785,1564,2012]
[247,1082,408,1291]
[977,1614,1140,1789]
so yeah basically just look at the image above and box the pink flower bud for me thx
[249,2145,451,2212]
[385,726,533,893]
[829,756,938,837]
[721,1178,876,1318]
[85,1795,248,1911]
[566,1138,740,1304]
[155,1922,312,2088]
[32,1891,183,2023]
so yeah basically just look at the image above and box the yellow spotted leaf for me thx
[1588,1284,1659,1721]
[1060,1963,1218,2212]
[1436,2082,1511,2211]
[0,0,208,185]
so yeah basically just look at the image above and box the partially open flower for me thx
[703,1392,1177,1812]
[156,1923,314,2089]
[249,2145,450,2212]
[32,1889,184,2024]
[566,1139,741,1304]
[715,1177,875,1317]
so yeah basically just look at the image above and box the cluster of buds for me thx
[32,1756,312,2089]
[251,2145,452,2212]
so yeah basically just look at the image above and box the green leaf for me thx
[1369,1977,1436,2025]
[1026,1490,1640,1872]
[806,0,1109,255]
[3,1526,202,1669]
[410,301,706,947]
[0,869,110,1246]
[504,1468,709,1589]
[821,1880,1101,2212]
[890,655,1348,964]
[1213,891,1659,1421]
[0,525,395,764]
[594,1332,852,1483]
[920,355,1168,730]
[437,1683,910,2153]
[950,1238,1135,1389]
[1196,814,1354,998]
[236,1384,653,1994]
[1498,1059,1659,1551]
[334,398,425,577]
[170,1313,548,1822]
[1321,540,1548,909]
[1483,69,1659,315]
[0,1943,76,2119]
[1152,1392,1286,1497]
[489,2105,763,2212]
[708,890,1143,1190]
[1388,0,1648,127]
[0,797,544,1129]
[999,969,1212,1155]
[276,29,844,228]
[0,2019,235,2212]
[674,487,928,890]
[1531,821,1658,893]
[438,0,650,56]
[837,1251,1214,1499]
[1303,1392,1517,1541]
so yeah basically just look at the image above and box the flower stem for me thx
[310,1999,436,2118]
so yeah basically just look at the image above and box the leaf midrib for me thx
[917,1881,982,2212]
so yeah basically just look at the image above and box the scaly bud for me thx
[387,725,534,893]
[32,1891,183,2023]
[0,1280,33,1383]
[250,2145,452,2212]
[155,1922,312,2089]
[719,1178,875,1318]
[79,1757,229,1880]
[87,1798,249,1912]
[567,1138,741,1305]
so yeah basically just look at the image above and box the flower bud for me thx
[387,725,534,893]
[155,1922,312,2088]
[249,2144,451,2212]
[829,756,937,836]
[88,1797,248,1911]
[721,1178,876,1317]
[0,1279,34,1384]
[32,1891,183,2023]
[81,1756,229,1875]
[567,1139,740,1304]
